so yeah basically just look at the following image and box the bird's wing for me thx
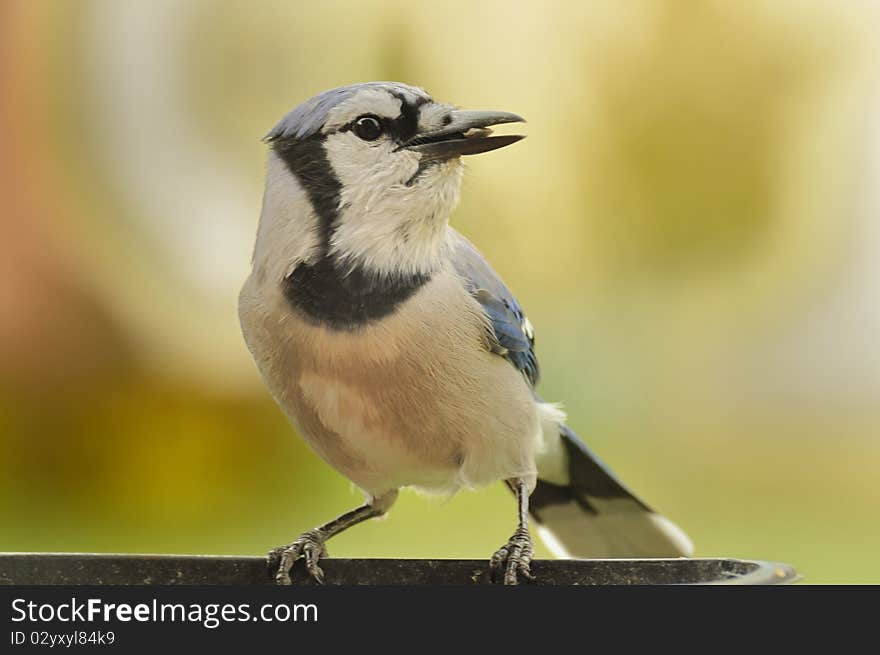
[448,229,539,386]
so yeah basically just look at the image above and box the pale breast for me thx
[239,269,541,496]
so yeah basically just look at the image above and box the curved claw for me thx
[270,530,328,585]
[490,527,535,586]
[303,541,326,584]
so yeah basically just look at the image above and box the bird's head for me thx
[256,82,524,280]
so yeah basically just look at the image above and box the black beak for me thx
[403,110,526,159]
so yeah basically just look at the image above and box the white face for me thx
[320,89,465,278]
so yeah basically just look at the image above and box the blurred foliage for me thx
[1,0,879,583]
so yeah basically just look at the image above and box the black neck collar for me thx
[282,256,432,330]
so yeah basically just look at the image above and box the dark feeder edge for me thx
[0,554,798,585]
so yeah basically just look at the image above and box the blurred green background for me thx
[2,0,879,583]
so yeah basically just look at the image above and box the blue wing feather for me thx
[449,230,539,386]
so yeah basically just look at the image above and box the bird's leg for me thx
[270,490,397,585]
[490,478,536,585]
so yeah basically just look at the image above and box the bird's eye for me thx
[352,115,383,141]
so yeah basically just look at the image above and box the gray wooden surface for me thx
[0,553,798,585]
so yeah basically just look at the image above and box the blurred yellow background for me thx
[2,0,879,583]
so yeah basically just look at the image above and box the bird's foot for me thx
[490,526,535,585]
[268,529,328,585]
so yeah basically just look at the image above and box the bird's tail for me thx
[531,423,693,558]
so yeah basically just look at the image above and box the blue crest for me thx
[265,81,430,141]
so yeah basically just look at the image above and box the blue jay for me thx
[239,82,692,585]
